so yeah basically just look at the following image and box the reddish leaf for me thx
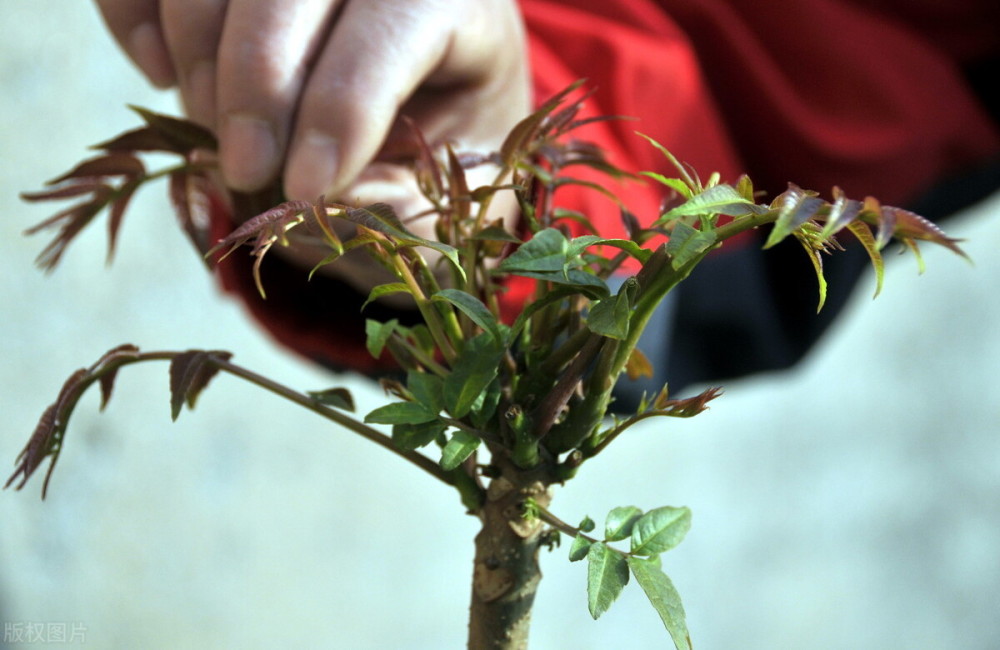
[129,105,218,153]
[5,405,58,494]
[652,385,723,418]
[860,196,896,250]
[820,186,863,237]
[882,205,967,259]
[500,79,586,166]
[92,344,141,410]
[168,171,216,259]
[45,153,145,185]
[27,196,110,271]
[445,145,471,210]
[209,200,312,258]
[404,116,445,203]
[344,202,410,235]
[21,181,109,202]
[93,126,181,153]
[106,178,142,263]
[5,368,89,499]
[207,200,312,295]
[169,350,233,421]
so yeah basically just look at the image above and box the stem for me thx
[137,351,455,486]
[534,505,599,544]
[530,334,605,440]
[390,250,459,364]
[467,459,552,649]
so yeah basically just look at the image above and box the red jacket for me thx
[213,0,1000,386]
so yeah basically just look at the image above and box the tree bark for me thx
[467,461,553,649]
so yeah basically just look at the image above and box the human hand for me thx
[94,0,529,200]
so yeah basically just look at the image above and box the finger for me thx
[282,0,460,202]
[214,0,341,192]
[93,0,176,87]
[159,0,228,127]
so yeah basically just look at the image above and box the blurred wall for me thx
[2,3,998,648]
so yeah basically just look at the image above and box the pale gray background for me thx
[2,3,998,648]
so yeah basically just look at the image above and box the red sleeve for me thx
[211,0,1000,375]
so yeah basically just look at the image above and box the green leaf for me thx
[635,131,699,191]
[361,283,411,311]
[627,556,692,650]
[307,387,355,412]
[630,506,692,556]
[504,268,609,298]
[795,233,829,313]
[658,183,761,223]
[443,333,504,418]
[665,221,717,269]
[392,420,448,452]
[440,430,481,470]
[587,291,630,340]
[591,238,652,264]
[565,234,604,259]
[365,318,398,359]
[569,534,594,562]
[308,250,344,281]
[406,371,444,414]
[605,506,644,542]
[364,401,438,425]
[432,289,503,343]
[499,228,568,273]
[469,377,502,430]
[640,171,693,199]
[579,516,596,533]
[587,542,629,619]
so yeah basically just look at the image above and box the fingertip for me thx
[284,130,341,202]
[127,23,176,88]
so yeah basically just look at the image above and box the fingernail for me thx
[184,61,216,128]
[285,130,339,201]
[220,113,279,191]
[128,23,175,88]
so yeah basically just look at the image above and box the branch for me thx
[6,347,454,498]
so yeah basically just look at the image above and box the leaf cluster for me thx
[556,504,692,649]
[20,107,217,270]
[11,82,969,646]
[5,346,228,499]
